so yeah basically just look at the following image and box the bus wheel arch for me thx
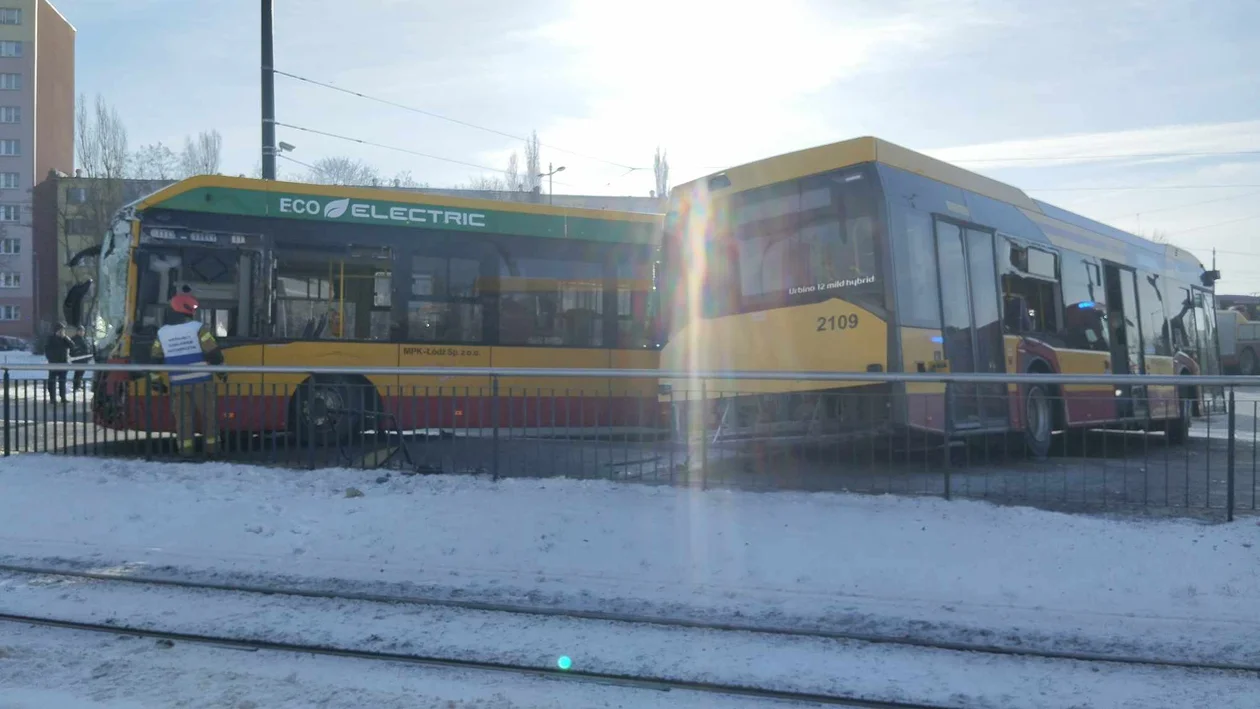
[1166,369,1194,445]
[1240,347,1257,377]
[1022,360,1059,459]
[289,374,382,445]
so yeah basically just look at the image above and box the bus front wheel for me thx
[290,375,377,445]
[1023,383,1054,459]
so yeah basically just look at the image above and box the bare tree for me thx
[653,146,670,199]
[463,174,508,196]
[67,94,132,327]
[76,94,129,179]
[180,130,223,176]
[131,142,181,179]
[503,152,520,192]
[390,170,426,189]
[305,156,380,186]
[524,131,541,193]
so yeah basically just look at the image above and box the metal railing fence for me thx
[2,363,1254,521]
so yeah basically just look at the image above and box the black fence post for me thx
[305,376,316,471]
[144,371,154,461]
[3,367,9,457]
[1227,386,1236,523]
[699,380,708,489]
[491,375,500,481]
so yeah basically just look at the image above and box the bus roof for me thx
[674,136,1206,273]
[130,175,661,245]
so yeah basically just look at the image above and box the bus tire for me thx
[1023,383,1054,459]
[290,375,379,445]
[1166,378,1194,445]
[1240,347,1257,376]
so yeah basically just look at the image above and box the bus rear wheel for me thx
[1023,383,1054,459]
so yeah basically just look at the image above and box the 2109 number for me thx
[816,314,859,332]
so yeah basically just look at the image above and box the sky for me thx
[55,0,1260,292]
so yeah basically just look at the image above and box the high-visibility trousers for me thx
[171,382,218,456]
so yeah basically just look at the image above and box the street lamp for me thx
[538,163,566,205]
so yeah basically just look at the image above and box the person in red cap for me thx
[148,289,225,457]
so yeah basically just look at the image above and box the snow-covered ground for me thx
[1,622,782,709]
[0,455,1257,706]
[2,576,1258,709]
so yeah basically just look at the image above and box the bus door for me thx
[933,219,1008,430]
[1102,263,1147,419]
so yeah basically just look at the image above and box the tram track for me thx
[1,562,1255,676]
[0,611,955,709]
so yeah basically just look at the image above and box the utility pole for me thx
[538,163,566,205]
[261,0,276,180]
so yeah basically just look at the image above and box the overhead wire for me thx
[670,148,1260,174]
[276,153,318,172]
[274,69,645,173]
[1030,184,1260,191]
[1172,212,1260,235]
[1098,189,1260,221]
[274,121,575,187]
[271,69,1260,198]
[949,149,1260,164]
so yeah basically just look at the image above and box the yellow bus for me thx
[88,176,661,440]
[658,137,1221,455]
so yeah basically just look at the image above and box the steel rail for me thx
[1,563,1255,675]
[0,611,956,709]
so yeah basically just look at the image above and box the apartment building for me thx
[0,0,73,339]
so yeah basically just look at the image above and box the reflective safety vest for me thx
[156,320,213,385]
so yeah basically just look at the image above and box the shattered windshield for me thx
[93,216,133,355]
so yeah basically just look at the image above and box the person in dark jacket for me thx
[69,326,91,391]
[43,323,74,403]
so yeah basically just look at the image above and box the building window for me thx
[0,271,18,287]
[0,8,19,25]
[0,237,16,254]
[65,217,92,235]
[0,304,19,320]
[0,139,17,156]
[0,73,18,90]
[67,186,88,203]
[0,204,17,222]
[0,106,18,123]
[0,41,20,58]
[0,172,16,189]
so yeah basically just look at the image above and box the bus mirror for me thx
[1201,270,1220,286]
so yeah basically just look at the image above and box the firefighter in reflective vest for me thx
[149,292,225,456]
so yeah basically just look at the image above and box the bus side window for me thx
[1058,252,1109,351]
[1167,285,1195,351]
[1000,241,1058,335]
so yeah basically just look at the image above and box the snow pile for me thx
[0,455,1256,664]
[1,351,47,373]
